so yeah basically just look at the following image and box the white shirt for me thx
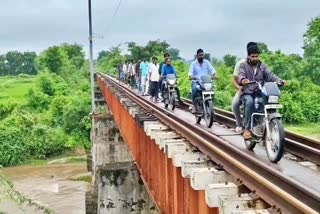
[148,63,160,81]
[123,64,128,74]
[131,64,136,75]
[128,63,133,75]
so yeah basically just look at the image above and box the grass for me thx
[286,123,320,140]
[74,175,91,183]
[0,76,35,103]
[21,154,87,166]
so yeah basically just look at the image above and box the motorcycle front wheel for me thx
[169,91,176,111]
[265,118,285,163]
[194,99,202,124]
[204,99,215,128]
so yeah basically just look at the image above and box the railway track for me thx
[98,73,320,214]
[180,98,320,165]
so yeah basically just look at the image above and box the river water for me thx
[0,163,90,214]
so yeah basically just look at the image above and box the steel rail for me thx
[98,73,320,214]
[181,98,320,165]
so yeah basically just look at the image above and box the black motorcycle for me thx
[243,81,285,163]
[193,75,215,128]
[163,74,177,110]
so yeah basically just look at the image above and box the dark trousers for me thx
[242,95,254,130]
[150,81,159,98]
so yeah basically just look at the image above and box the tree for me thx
[257,42,271,54]
[204,53,211,61]
[303,16,320,84]
[127,40,170,61]
[60,43,85,69]
[22,52,37,75]
[97,46,125,74]
[223,54,237,68]
[260,50,305,80]
[97,50,108,62]
[38,46,64,74]
[127,42,149,61]
[167,48,181,60]
[0,51,37,76]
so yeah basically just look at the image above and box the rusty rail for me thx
[181,98,320,165]
[98,73,320,214]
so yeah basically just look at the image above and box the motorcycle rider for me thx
[189,49,217,112]
[159,53,170,98]
[232,42,257,133]
[161,58,182,102]
[238,44,286,140]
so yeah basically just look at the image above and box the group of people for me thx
[118,60,137,88]
[117,53,182,103]
[118,43,285,140]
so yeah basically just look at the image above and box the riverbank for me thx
[0,156,90,214]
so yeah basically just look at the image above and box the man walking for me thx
[148,57,160,102]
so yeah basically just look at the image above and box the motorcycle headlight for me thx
[203,83,212,91]
[168,79,175,85]
[268,96,279,103]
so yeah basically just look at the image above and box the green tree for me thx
[127,40,170,61]
[257,42,271,54]
[60,43,85,69]
[38,46,63,74]
[97,46,125,75]
[223,54,237,68]
[303,16,320,84]
[260,50,305,80]
[167,48,181,60]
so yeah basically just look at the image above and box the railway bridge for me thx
[86,73,320,214]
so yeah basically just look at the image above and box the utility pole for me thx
[88,0,95,112]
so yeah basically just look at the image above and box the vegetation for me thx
[0,44,91,167]
[0,51,37,76]
[97,17,320,132]
[0,75,35,103]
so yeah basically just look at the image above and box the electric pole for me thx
[88,0,95,112]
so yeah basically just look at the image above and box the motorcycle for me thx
[243,81,285,163]
[163,74,177,110]
[193,75,215,128]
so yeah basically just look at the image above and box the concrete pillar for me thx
[86,103,157,214]
[219,194,268,214]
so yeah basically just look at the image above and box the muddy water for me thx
[0,163,90,214]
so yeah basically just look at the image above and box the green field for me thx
[286,123,320,140]
[0,76,35,103]
[0,75,319,141]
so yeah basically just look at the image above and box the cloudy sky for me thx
[0,0,320,59]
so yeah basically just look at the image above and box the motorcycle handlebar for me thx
[244,80,284,86]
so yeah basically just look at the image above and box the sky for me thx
[0,0,320,59]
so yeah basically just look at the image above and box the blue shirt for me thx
[189,59,216,80]
[140,62,149,77]
[161,64,176,76]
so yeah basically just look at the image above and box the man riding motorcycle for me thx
[161,58,182,102]
[189,49,217,112]
[238,44,286,139]
[232,42,257,133]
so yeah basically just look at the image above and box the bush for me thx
[17,73,33,78]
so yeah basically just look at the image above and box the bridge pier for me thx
[85,92,157,214]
